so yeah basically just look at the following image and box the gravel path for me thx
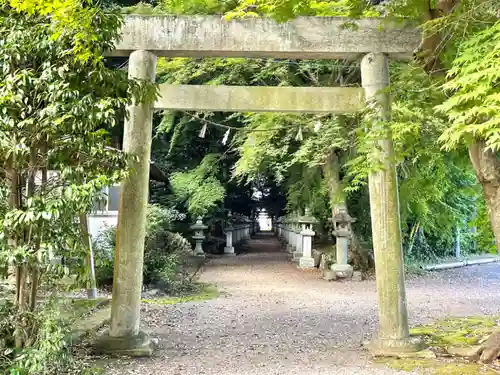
[101,233,500,375]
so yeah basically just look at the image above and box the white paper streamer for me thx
[222,128,230,145]
[198,123,207,138]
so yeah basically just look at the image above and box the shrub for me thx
[0,299,71,375]
[93,204,193,293]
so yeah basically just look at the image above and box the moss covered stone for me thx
[378,316,500,374]
[409,316,500,348]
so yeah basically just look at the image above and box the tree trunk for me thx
[322,151,374,270]
[322,151,346,217]
[416,0,500,362]
[28,156,45,312]
[7,155,26,348]
[26,151,37,312]
[416,0,460,75]
[468,141,500,253]
[466,141,500,363]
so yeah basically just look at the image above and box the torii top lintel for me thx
[109,15,421,60]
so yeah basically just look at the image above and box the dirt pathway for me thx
[102,233,500,375]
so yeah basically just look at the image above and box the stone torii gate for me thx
[99,15,422,356]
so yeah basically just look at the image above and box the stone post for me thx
[245,218,250,238]
[235,225,241,243]
[289,219,297,254]
[224,227,235,256]
[286,217,294,253]
[98,50,157,356]
[299,228,315,268]
[282,219,287,248]
[292,223,303,262]
[298,209,317,269]
[292,215,299,252]
[361,53,419,355]
[191,216,208,256]
[285,223,290,247]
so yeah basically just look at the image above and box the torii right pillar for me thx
[361,53,422,356]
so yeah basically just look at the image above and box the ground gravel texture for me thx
[99,233,500,375]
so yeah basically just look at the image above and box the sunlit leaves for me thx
[438,22,500,151]
[3,0,124,62]
[170,154,226,216]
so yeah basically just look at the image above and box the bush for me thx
[0,299,71,375]
[93,204,193,294]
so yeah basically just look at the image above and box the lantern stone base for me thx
[95,330,155,357]
[364,336,425,357]
[224,246,235,255]
[330,263,354,279]
[299,256,315,269]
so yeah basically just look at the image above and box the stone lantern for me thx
[331,208,355,278]
[224,211,235,256]
[298,208,318,269]
[190,216,208,257]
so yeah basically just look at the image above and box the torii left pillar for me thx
[97,50,157,356]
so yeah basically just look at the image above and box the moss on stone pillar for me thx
[361,53,422,356]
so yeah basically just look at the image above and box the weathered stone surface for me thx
[396,349,436,359]
[71,306,111,345]
[352,271,363,281]
[446,345,482,359]
[95,330,155,357]
[224,248,236,256]
[322,269,336,281]
[362,52,410,346]
[155,85,365,114]
[331,263,354,278]
[365,337,425,357]
[480,331,500,363]
[111,16,420,60]
[299,257,315,269]
[110,50,157,339]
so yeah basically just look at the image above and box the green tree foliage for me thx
[438,21,500,151]
[0,3,156,372]
[3,0,120,62]
[170,154,226,216]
